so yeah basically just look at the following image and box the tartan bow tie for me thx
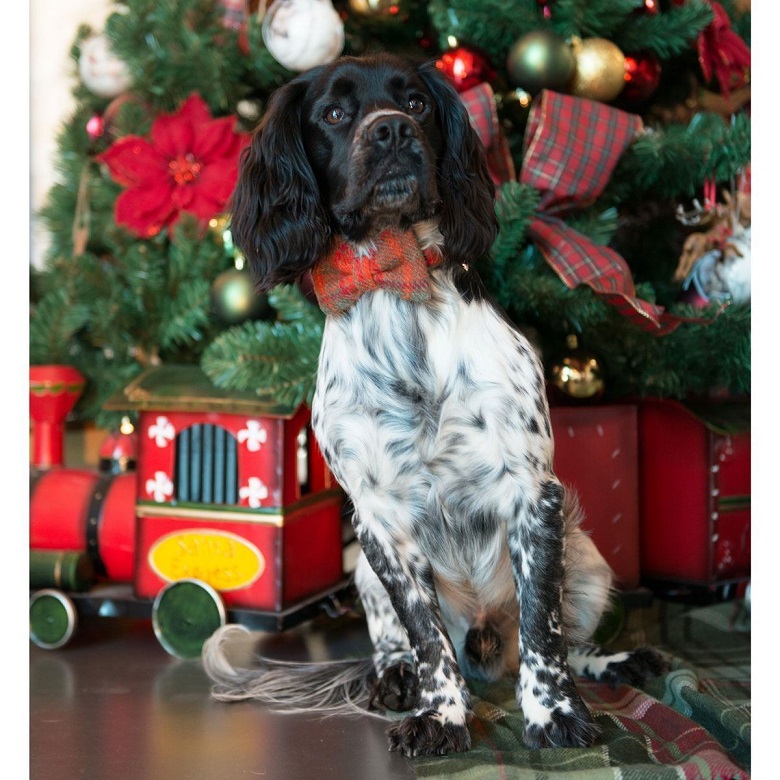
[311,230,442,317]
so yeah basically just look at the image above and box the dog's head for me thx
[230,53,498,290]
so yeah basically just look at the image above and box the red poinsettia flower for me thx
[97,93,249,238]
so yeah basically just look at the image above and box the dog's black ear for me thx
[417,62,498,267]
[229,74,330,290]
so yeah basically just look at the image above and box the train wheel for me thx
[30,589,78,649]
[152,579,227,659]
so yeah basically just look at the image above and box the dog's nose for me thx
[367,114,417,151]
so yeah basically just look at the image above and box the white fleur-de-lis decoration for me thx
[146,471,173,502]
[239,477,269,508]
[148,415,175,447]
[237,419,268,452]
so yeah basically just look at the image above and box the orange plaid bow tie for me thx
[311,230,442,317]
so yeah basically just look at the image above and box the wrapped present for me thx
[638,398,750,591]
[550,404,641,590]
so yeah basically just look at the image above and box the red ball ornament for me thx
[86,114,105,141]
[436,46,496,92]
[622,52,662,103]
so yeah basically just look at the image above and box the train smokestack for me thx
[29,365,85,468]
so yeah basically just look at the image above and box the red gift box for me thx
[550,404,641,589]
[638,398,750,589]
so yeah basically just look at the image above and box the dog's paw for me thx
[523,704,600,749]
[369,661,418,712]
[599,647,669,688]
[387,711,471,757]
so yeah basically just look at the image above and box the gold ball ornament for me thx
[549,334,605,402]
[569,37,626,103]
[348,0,398,15]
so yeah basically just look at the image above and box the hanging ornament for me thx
[78,34,133,99]
[436,46,496,93]
[569,37,626,103]
[262,0,344,72]
[348,0,399,16]
[506,30,575,96]
[211,264,273,325]
[622,52,662,104]
[548,334,605,402]
[86,114,105,142]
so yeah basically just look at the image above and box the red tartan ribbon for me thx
[521,90,720,334]
[460,83,516,187]
[311,230,441,317]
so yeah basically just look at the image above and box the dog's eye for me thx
[324,106,345,125]
[407,98,426,115]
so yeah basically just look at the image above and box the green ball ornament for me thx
[211,267,273,325]
[506,30,575,96]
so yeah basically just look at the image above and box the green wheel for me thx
[30,589,78,650]
[152,579,227,659]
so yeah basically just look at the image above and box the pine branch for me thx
[428,0,544,64]
[548,0,642,41]
[613,0,714,60]
[606,111,751,203]
[29,287,91,365]
[200,318,324,409]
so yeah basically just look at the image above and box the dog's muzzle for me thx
[351,110,428,211]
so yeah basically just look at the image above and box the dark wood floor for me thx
[30,612,416,780]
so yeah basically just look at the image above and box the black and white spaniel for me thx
[202,53,665,758]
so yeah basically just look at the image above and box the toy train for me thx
[29,363,351,658]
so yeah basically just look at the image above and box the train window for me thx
[174,424,239,505]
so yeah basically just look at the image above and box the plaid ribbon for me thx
[521,91,718,334]
[311,230,441,317]
[460,83,517,188]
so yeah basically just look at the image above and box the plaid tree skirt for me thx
[412,599,750,779]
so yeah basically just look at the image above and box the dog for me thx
[202,53,666,757]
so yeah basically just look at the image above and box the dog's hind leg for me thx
[355,552,418,712]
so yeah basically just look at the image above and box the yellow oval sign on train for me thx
[149,530,265,592]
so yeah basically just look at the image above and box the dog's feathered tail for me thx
[201,624,389,719]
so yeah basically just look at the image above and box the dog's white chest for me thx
[311,270,553,599]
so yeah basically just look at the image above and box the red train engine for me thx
[30,364,348,657]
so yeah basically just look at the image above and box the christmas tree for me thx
[29,0,751,431]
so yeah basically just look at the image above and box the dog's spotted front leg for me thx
[354,520,472,757]
[355,552,418,712]
[508,479,600,749]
